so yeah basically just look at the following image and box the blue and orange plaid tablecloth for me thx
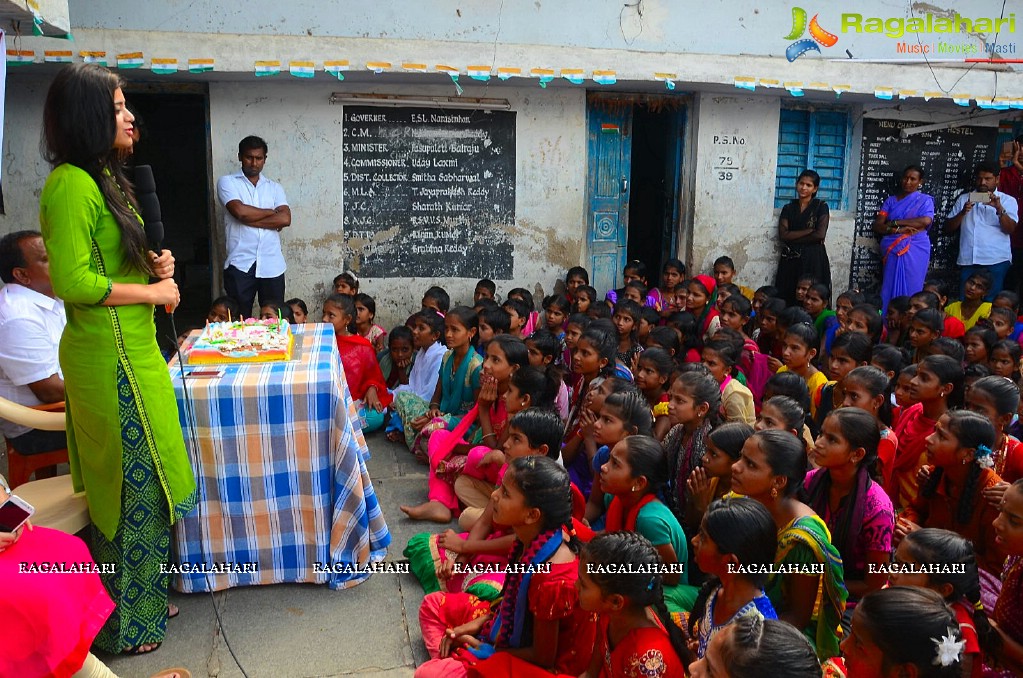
[168,323,391,592]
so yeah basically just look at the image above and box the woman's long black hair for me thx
[43,63,152,276]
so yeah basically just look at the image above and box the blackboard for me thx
[850,118,997,294]
[341,106,516,278]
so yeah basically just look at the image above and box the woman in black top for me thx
[775,169,832,306]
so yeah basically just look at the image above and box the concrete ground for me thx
[94,430,442,678]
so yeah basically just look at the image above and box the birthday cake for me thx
[186,318,294,364]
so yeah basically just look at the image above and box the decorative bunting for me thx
[560,68,585,85]
[759,78,781,88]
[592,69,617,85]
[151,58,178,75]
[530,67,555,88]
[366,61,391,73]
[898,89,917,99]
[402,62,428,73]
[874,87,894,100]
[289,61,315,78]
[977,99,1010,110]
[467,65,492,82]
[922,91,945,101]
[80,51,107,66]
[188,58,214,73]
[785,81,804,96]
[255,60,281,77]
[497,67,521,80]
[734,76,756,91]
[6,50,35,65]
[808,82,830,90]
[44,50,73,63]
[435,65,463,94]
[116,52,144,69]
[952,93,972,106]
[832,84,851,97]
[654,72,677,91]
[324,60,349,80]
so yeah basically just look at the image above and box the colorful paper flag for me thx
[734,76,756,91]
[289,61,315,78]
[952,94,972,106]
[808,82,830,91]
[497,67,521,80]
[922,91,945,101]
[403,62,428,73]
[6,50,35,65]
[255,60,281,77]
[759,79,781,88]
[324,60,349,80]
[785,81,804,96]
[44,50,73,63]
[592,69,617,85]
[874,87,894,100]
[151,58,178,75]
[117,52,144,69]
[80,51,107,66]
[655,72,677,90]
[560,68,585,85]
[467,65,492,81]
[366,61,391,73]
[601,123,620,135]
[898,89,918,99]
[531,67,555,88]
[188,58,214,74]
[832,84,851,97]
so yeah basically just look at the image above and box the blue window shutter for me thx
[775,108,849,210]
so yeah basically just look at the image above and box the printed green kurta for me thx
[39,163,196,540]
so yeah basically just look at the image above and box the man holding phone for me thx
[946,160,1019,300]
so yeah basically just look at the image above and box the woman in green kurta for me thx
[39,63,196,654]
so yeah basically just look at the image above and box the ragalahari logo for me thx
[784,7,839,61]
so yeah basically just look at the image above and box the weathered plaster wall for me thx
[206,80,586,326]
[69,0,1023,67]
[2,78,51,225]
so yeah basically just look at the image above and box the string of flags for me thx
[731,75,1023,107]
[5,48,1021,105]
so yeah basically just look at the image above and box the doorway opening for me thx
[585,93,686,297]
[627,104,684,286]
[125,85,213,348]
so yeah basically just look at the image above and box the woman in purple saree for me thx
[873,165,935,313]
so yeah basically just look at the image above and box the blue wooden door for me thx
[586,102,633,297]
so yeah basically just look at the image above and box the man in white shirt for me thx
[946,160,1020,300]
[0,230,67,455]
[217,135,291,317]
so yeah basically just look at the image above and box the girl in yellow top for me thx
[776,322,828,418]
[944,270,993,331]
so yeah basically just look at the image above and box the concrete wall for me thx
[70,0,1023,65]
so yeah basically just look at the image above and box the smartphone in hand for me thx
[969,191,991,204]
[0,494,35,532]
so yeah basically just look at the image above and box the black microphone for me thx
[134,165,164,256]
[133,164,173,314]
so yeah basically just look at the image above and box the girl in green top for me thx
[39,63,196,654]
[731,429,847,660]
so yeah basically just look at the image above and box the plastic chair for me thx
[0,396,88,534]
[3,400,68,488]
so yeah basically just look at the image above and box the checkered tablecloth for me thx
[168,323,391,592]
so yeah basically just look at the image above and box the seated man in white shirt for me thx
[0,231,67,456]
[946,160,1020,300]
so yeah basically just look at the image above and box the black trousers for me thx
[224,263,285,319]
[7,428,67,455]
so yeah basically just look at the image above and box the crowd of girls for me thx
[296,252,1023,675]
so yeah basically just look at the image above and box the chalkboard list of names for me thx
[342,106,516,279]
[851,118,996,294]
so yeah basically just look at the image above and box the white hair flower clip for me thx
[932,628,965,667]
[975,444,995,470]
